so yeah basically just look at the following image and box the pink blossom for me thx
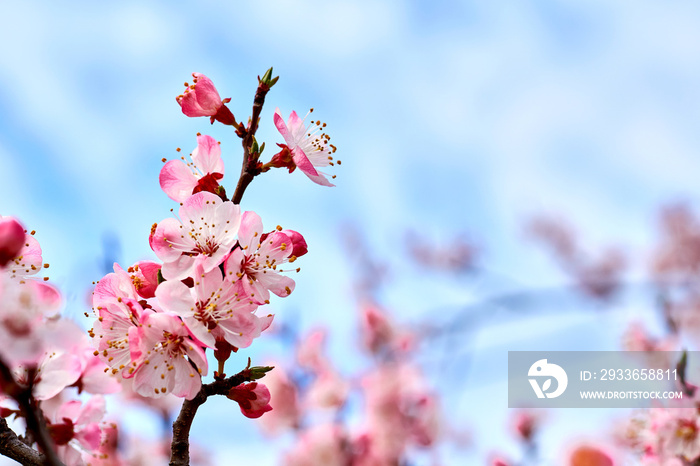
[296,329,329,373]
[257,366,300,434]
[0,276,63,364]
[360,363,440,461]
[90,297,145,378]
[285,424,347,466]
[4,225,45,282]
[127,261,161,300]
[150,191,241,281]
[160,135,226,203]
[359,305,413,355]
[273,108,338,187]
[92,263,141,308]
[228,382,272,418]
[280,229,308,258]
[156,266,272,349]
[45,395,106,465]
[73,347,122,395]
[176,73,236,125]
[656,408,700,460]
[14,349,82,400]
[306,369,349,410]
[223,211,301,303]
[512,411,539,442]
[0,217,25,267]
[490,458,512,466]
[130,310,208,399]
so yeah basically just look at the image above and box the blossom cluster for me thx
[0,216,120,464]
[0,70,338,465]
[257,305,441,466]
[90,72,332,403]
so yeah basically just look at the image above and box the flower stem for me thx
[231,78,273,205]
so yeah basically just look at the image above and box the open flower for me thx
[156,266,272,349]
[129,310,208,400]
[160,134,225,203]
[273,108,338,187]
[45,395,106,465]
[224,211,302,303]
[150,191,241,281]
[177,73,236,126]
[90,297,145,378]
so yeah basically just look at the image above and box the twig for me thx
[231,77,273,205]
[169,370,253,466]
[0,418,45,466]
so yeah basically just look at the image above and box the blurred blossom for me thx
[405,230,478,273]
[528,216,626,300]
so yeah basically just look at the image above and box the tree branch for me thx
[169,370,253,466]
[0,418,45,466]
[231,79,272,205]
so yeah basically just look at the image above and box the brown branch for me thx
[0,418,45,466]
[0,358,63,466]
[169,370,253,466]
[231,77,273,205]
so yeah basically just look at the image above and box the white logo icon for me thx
[528,359,568,399]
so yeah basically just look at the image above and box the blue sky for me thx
[2,0,700,463]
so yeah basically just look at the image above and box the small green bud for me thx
[248,365,274,380]
[260,67,279,88]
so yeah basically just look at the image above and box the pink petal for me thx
[76,423,102,451]
[161,254,196,281]
[238,211,263,251]
[179,91,209,117]
[0,218,25,267]
[151,218,188,263]
[273,108,291,142]
[155,280,195,318]
[34,353,82,400]
[258,272,296,298]
[191,73,223,113]
[192,134,224,175]
[76,395,106,426]
[159,160,198,202]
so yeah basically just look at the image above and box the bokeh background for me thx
[2,1,700,463]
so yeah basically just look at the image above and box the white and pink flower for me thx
[45,395,106,466]
[90,298,145,378]
[160,135,225,203]
[129,310,207,400]
[156,266,272,349]
[273,108,338,187]
[224,211,304,303]
[150,191,241,281]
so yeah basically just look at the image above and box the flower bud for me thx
[0,218,25,267]
[176,73,236,126]
[228,382,273,419]
[281,229,308,258]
